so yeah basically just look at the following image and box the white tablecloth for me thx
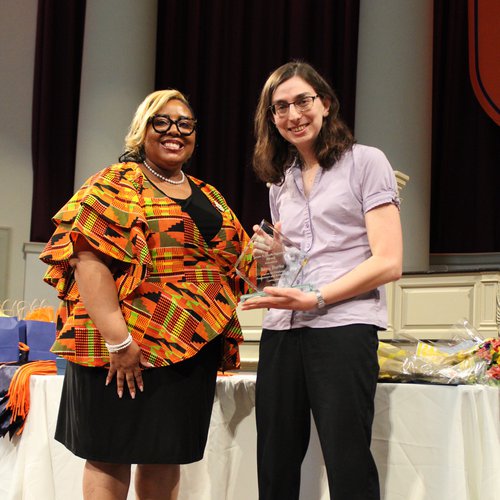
[0,374,499,500]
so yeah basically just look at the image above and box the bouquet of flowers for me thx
[476,338,500,385]
[378,319,500,385]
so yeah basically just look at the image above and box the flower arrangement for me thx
[377,320,500,385]
[476,338,500,385]
[377,339,483,385]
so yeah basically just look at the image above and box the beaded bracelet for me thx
[105,333,133,353]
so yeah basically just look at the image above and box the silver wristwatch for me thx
[314,288,326,309]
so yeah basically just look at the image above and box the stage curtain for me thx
[30,0,86,242]
[154,0,360,232]
[430,0,500,253]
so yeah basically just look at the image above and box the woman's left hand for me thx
[240,286,317,311]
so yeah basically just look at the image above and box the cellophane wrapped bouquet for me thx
[378,319,500,385]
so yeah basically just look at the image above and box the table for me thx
[0,374,499,500]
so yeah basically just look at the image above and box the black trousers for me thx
[256,325,380,500]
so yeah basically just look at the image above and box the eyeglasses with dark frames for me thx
[269,95,320,117]
[148,114,197,136]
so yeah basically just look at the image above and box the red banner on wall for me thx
[468,0,500,125]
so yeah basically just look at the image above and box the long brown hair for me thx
[253,61,354,184]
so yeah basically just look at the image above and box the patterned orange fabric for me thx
[39,163,250,369]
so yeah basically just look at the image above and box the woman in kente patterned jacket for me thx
[39,89,249,500]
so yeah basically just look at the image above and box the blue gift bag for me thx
[0,317,26,363]
[25,320,57,361]
[56,357,68,375]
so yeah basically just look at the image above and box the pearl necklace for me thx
[143,160,185,185]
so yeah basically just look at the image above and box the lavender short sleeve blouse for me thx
[263,144,400,331]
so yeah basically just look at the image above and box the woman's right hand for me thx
[252,221,283,260]
[106,341,153,399]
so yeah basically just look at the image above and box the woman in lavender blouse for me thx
[241,61,403,500]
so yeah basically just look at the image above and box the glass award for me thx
[235,220,312,302]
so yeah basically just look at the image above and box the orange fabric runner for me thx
[6,360,57,435]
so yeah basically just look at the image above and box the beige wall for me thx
[355,0,434,272]
[0,0,37,302]
[75,0,157,188]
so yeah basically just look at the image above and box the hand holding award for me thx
[236,220,315,308]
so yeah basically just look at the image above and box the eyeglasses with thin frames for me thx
[148,114,197,136]
[269,95,320,117]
